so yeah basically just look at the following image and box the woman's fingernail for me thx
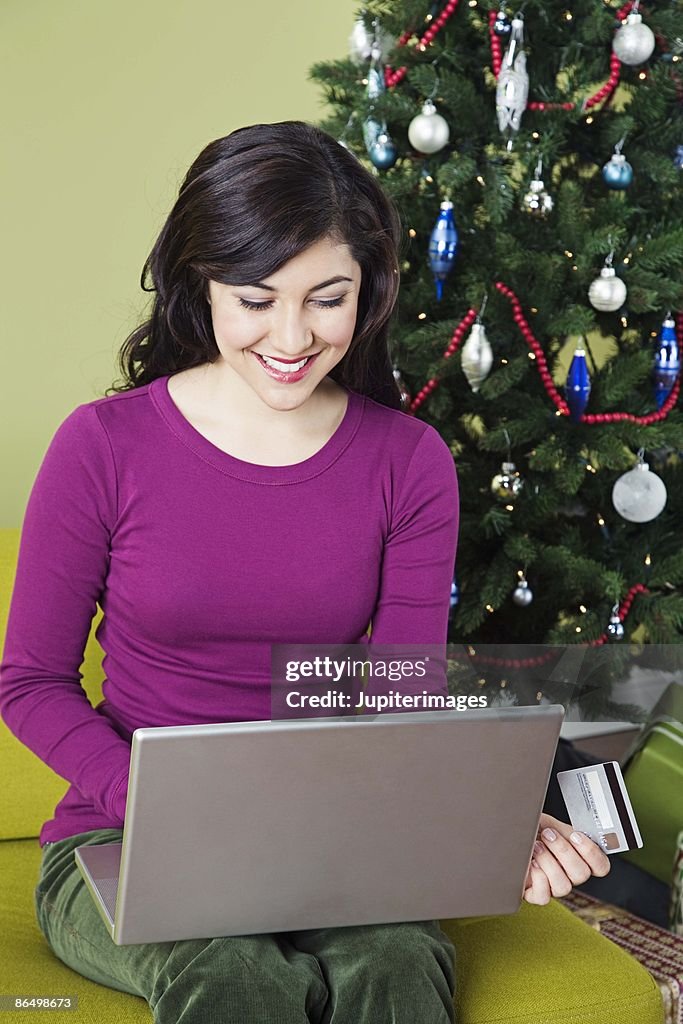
[542,828,557,842]
[570,831,583,845]
[534,841,544,856]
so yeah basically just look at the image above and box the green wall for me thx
[1,0,359,525]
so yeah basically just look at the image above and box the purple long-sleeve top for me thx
[0,375,459,846]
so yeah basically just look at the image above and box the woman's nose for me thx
[270,308,314,357]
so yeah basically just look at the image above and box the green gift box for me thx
[621,683,683,885]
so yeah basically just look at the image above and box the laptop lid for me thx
[77,705,564,944]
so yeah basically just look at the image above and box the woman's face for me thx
[207,235,362,412]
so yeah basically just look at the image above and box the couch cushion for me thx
[443,902,664,1024]
[2,838,663,1024]
[0,529,107,841]
[1,838,150,1022]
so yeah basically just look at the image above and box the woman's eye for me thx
[238,298,273,311]
[238,296,346,312]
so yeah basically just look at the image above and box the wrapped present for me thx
[620,682,683,885]
[561,889,683,1024]
[672,829,683,937]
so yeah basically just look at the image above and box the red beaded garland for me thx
[384,0,462,88]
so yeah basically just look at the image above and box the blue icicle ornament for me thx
[362,34,398,171]
[428,201,459,301]
[565,347,591,422]
[653,314,680,409]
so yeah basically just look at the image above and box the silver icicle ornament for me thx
[349,18,394,64]
[496,14,528,150]
[461,322,494,392]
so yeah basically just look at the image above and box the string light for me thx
[645,553,652,566]
[597,515,605,526]
[621,316,628,327]
[528,351,536,360]
[536,691,543,701]
[408,228,417,238]
[564,251,574,258]
[638,71,647,80]
[575,626,582,633]
[586,116,594,124]
[505,504,514,512]
[476,175,486,186]
[418,312,427,320]
[501,358,508,364]
[485,604,495,613]
[579,605,587,613]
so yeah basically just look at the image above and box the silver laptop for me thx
[75,706,564,945]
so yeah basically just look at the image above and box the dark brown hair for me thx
[106,121,405,409]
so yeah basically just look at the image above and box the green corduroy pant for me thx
[35,828,456,1024]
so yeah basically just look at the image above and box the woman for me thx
[0,121,609,1023]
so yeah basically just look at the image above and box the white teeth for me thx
[261,355,310,372]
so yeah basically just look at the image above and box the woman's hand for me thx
[522,812,611,906]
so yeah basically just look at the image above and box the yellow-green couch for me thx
[0,528,664,1023]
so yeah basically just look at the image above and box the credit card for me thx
[557,761,643,855]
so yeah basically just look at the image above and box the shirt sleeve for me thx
[368,423,459,646]
[0,404,131,822]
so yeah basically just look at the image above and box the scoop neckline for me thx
[150,373,364,484]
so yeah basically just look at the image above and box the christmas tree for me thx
[309,1,683,706]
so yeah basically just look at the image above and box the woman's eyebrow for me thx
[243,275,354,293]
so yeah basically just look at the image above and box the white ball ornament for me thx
[588,266,627,312]
[612,455,668,523]
[407,99,450,155]
[612,12,655,66]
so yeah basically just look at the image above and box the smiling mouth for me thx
[254,353,319,372]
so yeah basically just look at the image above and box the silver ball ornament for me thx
[522,177,554,217]
[408,100,450,155]
[588,267,627,312]
[493,10,512,37]
[491,462,524,503]
[606,613,625,640]
[612,13,655,66]
[512,578,533,607]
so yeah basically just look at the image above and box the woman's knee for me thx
[151,934,327,1024]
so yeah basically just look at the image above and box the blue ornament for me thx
[450,574,460,610]
[565,348,591,422]
[369,130,398,170]
[602,153,633,190]
[674,145,683,171]
[653,315,680,409]
[428,201,459,301]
